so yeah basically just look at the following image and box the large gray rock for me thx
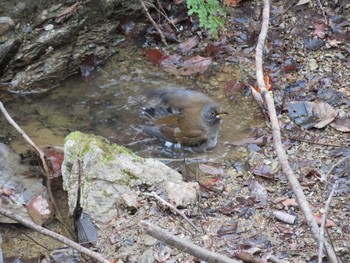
[62,132,197,223]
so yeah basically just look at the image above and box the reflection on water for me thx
[1,44,264,160]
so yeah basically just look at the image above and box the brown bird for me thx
[141,88,227,152]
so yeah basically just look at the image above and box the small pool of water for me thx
[1,44,264,161]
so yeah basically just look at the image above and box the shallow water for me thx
[1,44,264,161]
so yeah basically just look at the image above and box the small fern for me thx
[187,0,226,37]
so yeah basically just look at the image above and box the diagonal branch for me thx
[0,207,109,263]
[254,1,339,262]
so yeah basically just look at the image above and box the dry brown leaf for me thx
[161,55,212,76]
[330,116,350,132]
[295,0,311,6]
[179,36,199,53]
[225,0,242,7]
[198,163,225,176]
[313,213,337,227]
[281,198,298,207]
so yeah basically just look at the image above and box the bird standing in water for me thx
[142,88,227,152]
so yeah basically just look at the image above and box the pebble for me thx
[44,24,54,31]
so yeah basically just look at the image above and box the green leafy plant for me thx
[186,0,226,37]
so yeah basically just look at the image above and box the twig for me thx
[146,0,179,31]
[318,181,338,263]
[323,156,350,182]
[316,0,328,25]
[0,207,109,263]
[139,0,168,47]
[0,101,50,176]
[254,1,339,262]
[145,191,201,233]
[139,220,240,263]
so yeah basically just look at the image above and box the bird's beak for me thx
[216,112,228,118]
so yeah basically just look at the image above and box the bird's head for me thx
[202,103,228,126]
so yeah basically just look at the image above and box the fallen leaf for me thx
[27,194,54,226]
[161,55,212,76]
[287,101,337,129]
[248,179,268,207]
[199,163,225,176]
[179,35,199,53]
[253,165,274,180]
[42,147,64,178]
[313,213,337,227]
[313,21,326,39]
[224,77,244,96]
[227,135,267,146]
[281,198,298,207]
[330,116,350,132]
[295,0,311,6]
[217,221,238,236]
[144,49,168,65]
[225,0,243,6]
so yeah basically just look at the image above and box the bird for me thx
[141,88,227,152]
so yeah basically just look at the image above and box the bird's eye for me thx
[211,111,216,115]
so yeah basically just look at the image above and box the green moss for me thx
[102,189,113,197]
[64,131,138,163]
[121,169,140,180]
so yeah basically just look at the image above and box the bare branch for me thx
[140,220,240,263]
[318,181,338,263]
[139,0,168,46]
[254,0,339,262]
[0,207,109,263]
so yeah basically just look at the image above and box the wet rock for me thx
[118,193,139,211]
[0,17,14,36]
[0,16,19,75]
[165,181,199,207]
[27,194,54,226]
[305,38,325,51]
[0,0,144,93]
[140,249,155,263]
[62,131,184,223]
[0,143,49,223]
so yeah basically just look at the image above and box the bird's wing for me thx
[174,129,208,146]
[149,89,212,110]
[143,126,177,143]
[155,114,180,126]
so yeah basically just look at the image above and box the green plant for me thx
[186,0,226,37]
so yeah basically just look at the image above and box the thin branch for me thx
[0,101,50,176]
[316,0,328,25]
[254,1,339,262]
[318,181,338,263]
[323,156,350,182]
[139,0,168,47]
[139,220,240,263]
[0,207,109,263]
[146,0,178,31]
[145,191,202,233]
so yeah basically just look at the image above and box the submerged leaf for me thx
[161,55,212,76]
